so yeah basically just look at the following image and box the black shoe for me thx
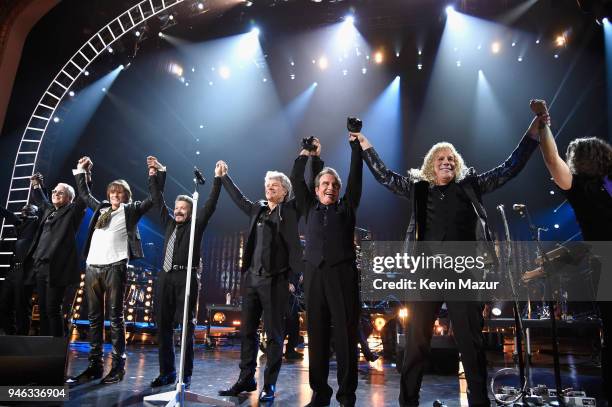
[151,372,177,387]
[218,378,257,396]
[100,367,125,384]
[364,351,380,362]
[304,402,330,407]
[259,384,275,402]
[66,362,103,384]
[285,349,304,360]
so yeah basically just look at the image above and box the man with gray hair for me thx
[25,173,87,338]
[218,159,321,402]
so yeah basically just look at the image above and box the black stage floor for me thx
[61,340,609,407]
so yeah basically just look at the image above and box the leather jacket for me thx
[361,133,539,265]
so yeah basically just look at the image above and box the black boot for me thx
[66,361,103,385]
[101,365,125,384]
[218,378,257,396]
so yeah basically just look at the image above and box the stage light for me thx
[219,66,231,79]
[511,42,516,47]
[53,117,60,123]
[536,39,540,44]
[209,81,213,86]
[374,51,384,64]
[135,30,141,37]
[196,150,200,155]
[555,35,566,47]
[213,312,226,323]
[492,306,502,317]
[185,82,189,86]
[554,224,560,229]
[345,15,355,25]
[518,56,523,62]
[158,32,164,38]
[477,44,482,50]
[244,0,253,6]
[197,2,204,10]
[191,67,195,72]
[554,54,559,59]
[199,124,204,129]
[374,317,386,332]
[491,42,501,54]
[604,17,609,24]
[399,308,408,319]
[168,62,183,77]
[290,61,295,66]
[417,63,423,70]
[318,56,328,70]
[456,60,461,67]
[107,47,114,53]
[342,69,347,76]
[69,91,75,97]
[550,190,555,195]
[478,69,483,74]
[169,14,174,20]
[445,5,455,15]
[290,74,295,80]
[396,51,400,57]
[232,320,241,326]
[262,78,268,82]
[119,64,125,70]
[251,27,260,36]
[313,82,318,87]
[84,70,89,76]
[362,68,367,74]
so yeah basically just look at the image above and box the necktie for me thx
[163,227,177,272]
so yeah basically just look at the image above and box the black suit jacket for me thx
[0,205,42,264]
[25,186,87,287]
[221,170,319,284]
[151,171,222,267]
[75,171,156,261]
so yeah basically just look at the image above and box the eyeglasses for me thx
[51,190,66,196]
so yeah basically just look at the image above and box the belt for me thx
[169,265,197,271]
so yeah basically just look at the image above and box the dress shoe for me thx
[218,378,257,396]
[100,366,125,384]
[259,384,275,402]
[66,362,103,384]
[151,372,177,387]
[364,351,380,363]
[284,349,304,360]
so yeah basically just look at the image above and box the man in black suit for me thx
[0,199,42,335]
[291,135,363,407]
[217,158,319,402]
[69,156,156,385]
[23,174,87,338]
[148,158,222,389]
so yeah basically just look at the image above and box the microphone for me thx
[512,204,526,211]
[194,167,206,185]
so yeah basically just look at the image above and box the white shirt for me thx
[87,204,129,265]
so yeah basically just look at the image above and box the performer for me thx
[291,135,363,407]
[537,100,612,399]
[0,202,41,335]
[22,173,86,338]
[69,156,156,385]
[149,158,222,389]
[217,159,311,402]
[357,102,543,407]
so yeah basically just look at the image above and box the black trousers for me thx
[34,262,67,337]
[85,261,127,367]
[154,269,200,377]
[238,272,288,386]
[285,292,301,351]
[304,261,359,406]
[0,263,32,335]
[399,301,488,407]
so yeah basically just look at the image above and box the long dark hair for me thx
[566,137,612,178]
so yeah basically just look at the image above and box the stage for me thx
[63,339,607,406]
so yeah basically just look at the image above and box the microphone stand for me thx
[517,204,564,405]
[144,169,233,407]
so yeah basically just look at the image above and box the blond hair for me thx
[409,142,466,184]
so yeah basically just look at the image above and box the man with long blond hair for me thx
[68,156,160,385]
[354,101,545,406]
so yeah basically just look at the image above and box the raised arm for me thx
[218,161,254,216]
[29,172,52,211]
[476,102,542,194]
[196,163,223,229]
[359,134,412,199]
[345,135,363,209]
[533,102,572,190]
[147,156,173,228]
[0,206,20,225]
[73,156,100,210]
[290,139,319,216]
